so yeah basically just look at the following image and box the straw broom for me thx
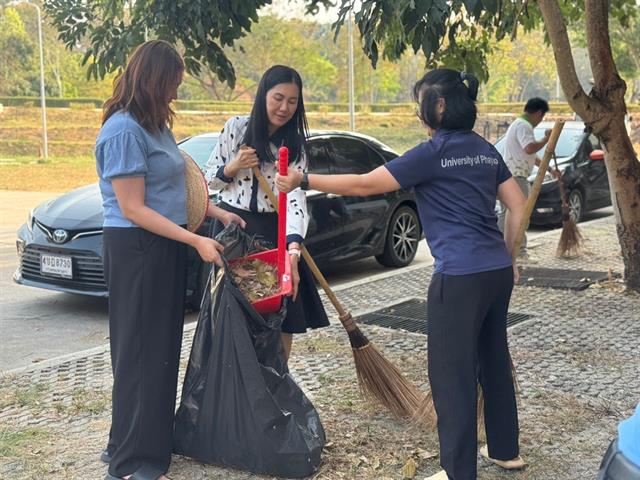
[413,121,567,429]
[553,154,583,257]
[252,166,423,419]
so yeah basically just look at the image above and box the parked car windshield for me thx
[179,135,219,169]
[534,127,583,158]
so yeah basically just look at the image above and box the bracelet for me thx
[288,248,301,259]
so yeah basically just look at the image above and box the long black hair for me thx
[243,65,309,164]
[413,68,480,131]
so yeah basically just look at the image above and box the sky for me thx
[260,0,343,24]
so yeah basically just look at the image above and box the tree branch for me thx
[584,0,618,89]
[537,0,591,117]
[229,83,257,102]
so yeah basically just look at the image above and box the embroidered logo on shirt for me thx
[441,155,499,168]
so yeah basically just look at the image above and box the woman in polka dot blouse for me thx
[205,65,329,361]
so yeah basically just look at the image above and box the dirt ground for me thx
[0,323,629,479]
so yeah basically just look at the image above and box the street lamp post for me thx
[347,7,355,132]
[7,1,48,161]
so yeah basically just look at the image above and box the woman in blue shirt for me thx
[276,69,527,480]
[95,40,243,480]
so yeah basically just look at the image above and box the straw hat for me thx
[181,150,209,232]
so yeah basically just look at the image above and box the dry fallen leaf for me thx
[233,266,252,278]
[230,258,279,302]
[417,448,437,460]
[402,457,417,479]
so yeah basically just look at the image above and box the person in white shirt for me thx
[205,65,329,361]
[497,97,552,256]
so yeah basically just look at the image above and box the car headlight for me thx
[527,171,558,185]
[26,209,34,232]
[16,238,26,258]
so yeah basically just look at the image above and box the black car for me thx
[15,131,421,309]
[495,121,610,225]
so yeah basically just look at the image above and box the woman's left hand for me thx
[276,171,303,193]
[208,202,247,228]
[221,210,246,228]
[289,254,300,301]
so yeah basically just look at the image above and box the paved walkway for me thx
[1,216,638,479]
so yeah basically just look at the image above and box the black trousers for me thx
[427,267,519,480]
[103,227,187,477]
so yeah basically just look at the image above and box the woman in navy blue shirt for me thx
[96,40,243,480]
[276,69,527,480]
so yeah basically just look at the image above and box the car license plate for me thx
[40,254,73,279]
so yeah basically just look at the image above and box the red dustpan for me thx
[231,146,292,314]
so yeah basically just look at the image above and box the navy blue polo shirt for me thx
[385,129,513,275]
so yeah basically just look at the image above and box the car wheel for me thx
[568,189,583,223]
[375,205,421,268]
[186,261,213,311]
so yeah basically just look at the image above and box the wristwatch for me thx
[300,172,310,191]
[288,248,301,259]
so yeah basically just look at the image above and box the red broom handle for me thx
[278,147,288,282]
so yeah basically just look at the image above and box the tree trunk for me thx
[519,75,532,102]
[539,0,640,291]
[631,80,640,104]
[53,67,63,98]
[600,115,640,290]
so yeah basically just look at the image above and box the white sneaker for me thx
[479,444,526,469]
[425,470,449,480]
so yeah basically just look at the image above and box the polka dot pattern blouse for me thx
[204,116,309,241]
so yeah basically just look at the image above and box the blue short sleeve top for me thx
[95,111,187,228]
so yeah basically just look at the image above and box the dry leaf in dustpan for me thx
[230,258,279,302]
[255,261,277,288]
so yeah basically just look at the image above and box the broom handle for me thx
[511,120,565,261]
[252,166,350,319]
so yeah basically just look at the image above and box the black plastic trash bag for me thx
[173,242,326,478]
[213,221,271,259]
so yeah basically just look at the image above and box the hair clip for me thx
[460,71,467,82]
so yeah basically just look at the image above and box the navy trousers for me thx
[427,267,520,480]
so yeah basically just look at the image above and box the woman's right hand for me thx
[513,262,520,284]
[275,170,303,193]
[193,236,224,266]
[225,146,259,177]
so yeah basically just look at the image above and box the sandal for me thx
[425,470,449,479]
[105,463,168,480]
[479,444,526,470]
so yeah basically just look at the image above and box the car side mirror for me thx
[589,149,605,161]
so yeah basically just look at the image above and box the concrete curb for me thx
[2,343,111,377]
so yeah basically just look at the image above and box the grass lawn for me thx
[2,106,636,193]
[0,107,430,191]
